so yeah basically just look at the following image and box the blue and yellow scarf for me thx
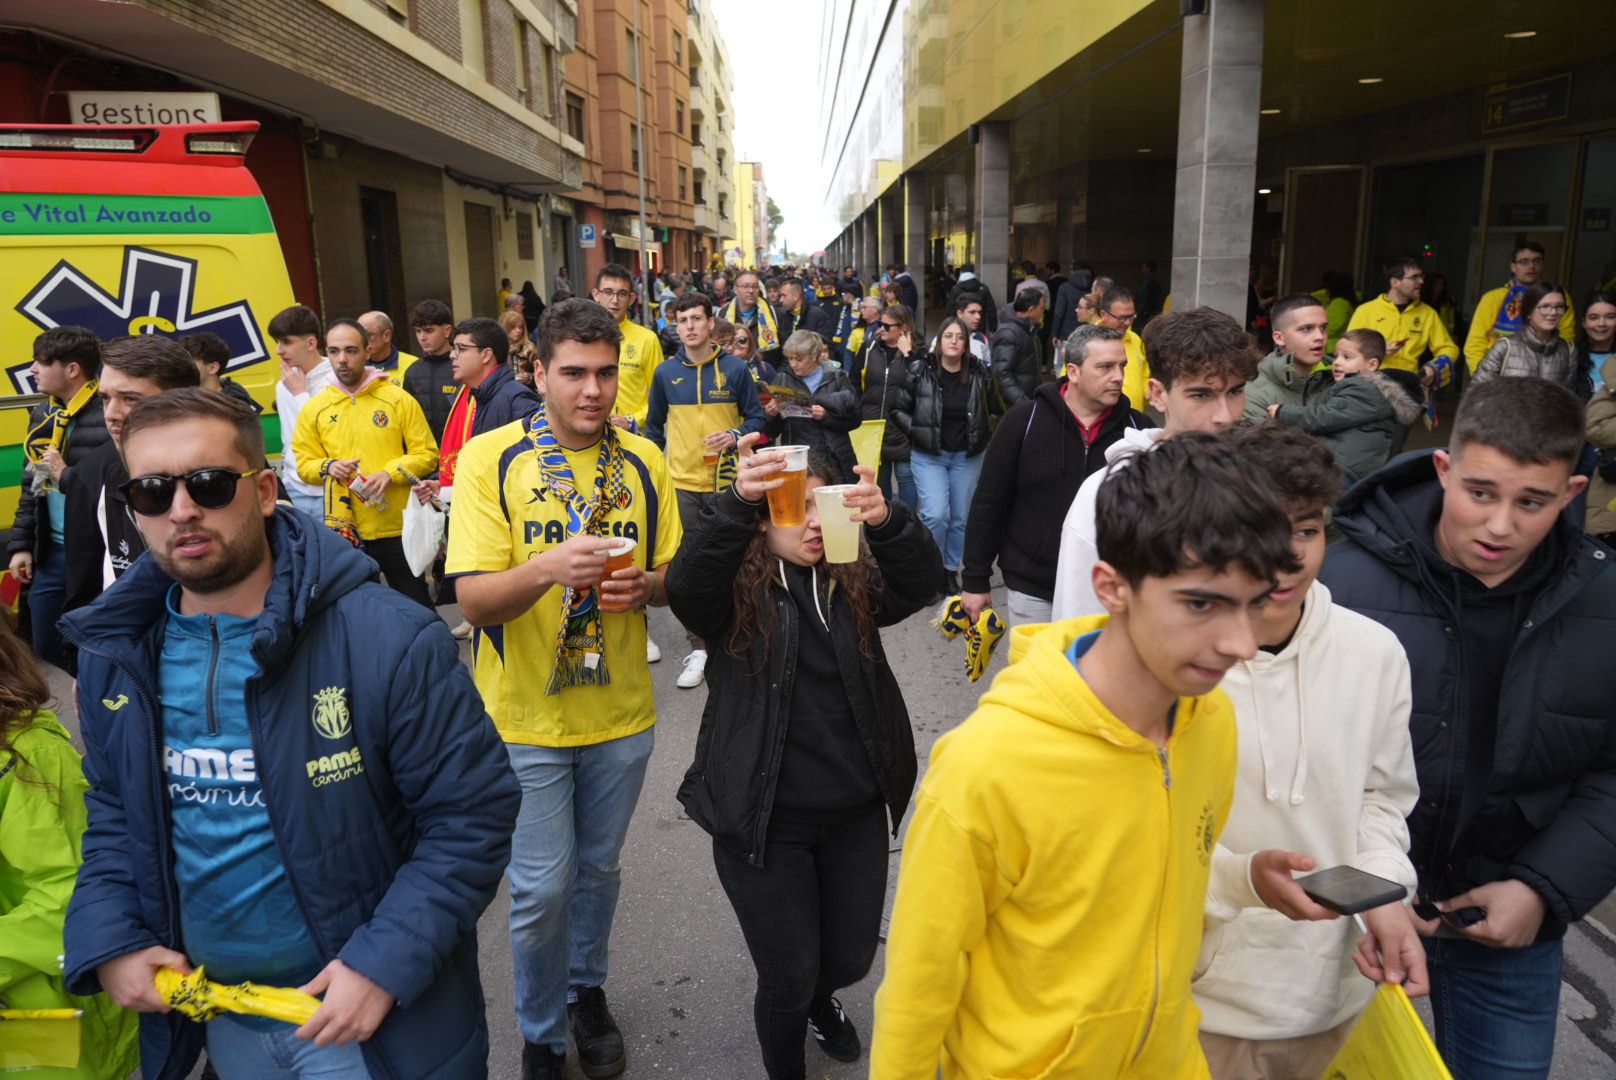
[724,298,781,352]
[23,379,99,463]
[527,403,632,694]
[1490,280,1529,338]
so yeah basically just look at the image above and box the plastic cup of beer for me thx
[813,485,861,564]
[594,536,638,613]
[765,445,811,528]
[703,447,722,467]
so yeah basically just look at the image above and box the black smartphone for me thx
[1296,865,1408,916]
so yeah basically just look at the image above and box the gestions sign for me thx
[66,91,222,126]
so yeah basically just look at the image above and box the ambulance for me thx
[0,121,296,531]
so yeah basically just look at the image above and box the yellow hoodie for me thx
[291,371,439,540]
[871,618,1236,1080]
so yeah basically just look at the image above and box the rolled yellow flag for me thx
[0,1009,83,1020]
[155,966,321,1026]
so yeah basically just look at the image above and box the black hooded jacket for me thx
[9,396,109,561]
[1320,450,1616,939]
[961,382,1150,600]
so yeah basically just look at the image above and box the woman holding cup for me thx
[665,434,942,1080]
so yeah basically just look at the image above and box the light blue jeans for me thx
[507,728,655,1051]
[910,449,983,571]
[206,1016,370,1079]
[290,491,324,525]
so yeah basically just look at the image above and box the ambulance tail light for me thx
[0,129,153,153]
[186,132,254,156]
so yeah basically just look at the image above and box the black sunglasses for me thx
[120,468,261,516]
[880,321,902,330]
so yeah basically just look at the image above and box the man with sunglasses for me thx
[292,318,439,607]
[62,388,520,1080]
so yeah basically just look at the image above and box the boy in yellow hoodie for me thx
[872,433,1301,1080]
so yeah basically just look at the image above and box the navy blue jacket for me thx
[1321,450,1616,939]
[470,363,542,438]
[60,508,519,1079]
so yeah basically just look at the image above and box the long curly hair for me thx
[726,452,880,665]
[0,608,58,793]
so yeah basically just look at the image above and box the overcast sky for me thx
[710,0,835,255]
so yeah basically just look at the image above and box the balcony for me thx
[693,201,717,236]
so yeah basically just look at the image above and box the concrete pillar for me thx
[1170,0,1264,321]
[973,121,1010,314]
[862,210,878,284]
[903,171,928,333]
[881,189,901,269]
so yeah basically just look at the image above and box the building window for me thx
[625,28,638,81]
[718,194,727,219]
[566,92,584,142]
[672,30,682,65]
[516,210,534,260]
[693,178,704,204]
[515,19,531,101]
[678,166,687,201]
[539,43,555,116]
[459,0,486,77]
[630,123,640,173]
[691,121,702,147]
[675,100,684,135]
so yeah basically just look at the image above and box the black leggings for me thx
[364,535,433,609]
[711,808,889,1080]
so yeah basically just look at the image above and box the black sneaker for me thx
[568,986,627,1078]
[521,1042,565,1080]
[808,995,861,1062]
[944,570,961,595]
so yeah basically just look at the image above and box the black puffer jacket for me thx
[901,355,991,457]
[468,363,542,437]
[9,396,109,560]
[846,339,914,463]
[402,353,457,441]
[668,490,942,865]
[948,278,998,333]
[1321,451,1616,939]
[990,312,1039,408]
[763,366,862,483]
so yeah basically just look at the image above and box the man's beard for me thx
[150,523,272,595]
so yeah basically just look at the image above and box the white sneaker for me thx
[676,649,707,689]
[647,637,662,663]
[450,620,473,640]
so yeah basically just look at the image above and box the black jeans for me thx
[711,807,889,1080]
[365,535,433,608]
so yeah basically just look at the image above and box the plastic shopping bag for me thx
[1319,983,1453,1080]
[0,1011,80,1069]
[401,492,447,578]
[849,418,885,473]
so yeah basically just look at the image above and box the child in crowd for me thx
[764,329,862,483]
[872,433,1298,1079]
[1269,329,1420,482]
[1196,422,1425,1080]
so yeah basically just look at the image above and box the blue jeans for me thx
[909,449,983,571]
[877,459,918,514]
[507,728,655,1051]
[291,491,325,525]
[1427,934,1562,1080]
[205,1016,370,1079]
[26,539,68,669]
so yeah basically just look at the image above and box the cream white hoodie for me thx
[1194,580,1419,1039]
[1049,426,1167,620]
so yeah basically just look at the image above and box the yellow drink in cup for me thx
[766,445,811,527]
[813,485,861,563]
[594,536,638,612]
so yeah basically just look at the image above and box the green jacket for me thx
[0,711,138,1079]
[1275,371,1422,482]
[1242,349,1329,424]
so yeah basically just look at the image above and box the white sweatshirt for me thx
[1049,426,1167,619]
[274,359,335,498]
[1194,580,1419,1039]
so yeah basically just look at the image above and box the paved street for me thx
[45,579,1616,1079]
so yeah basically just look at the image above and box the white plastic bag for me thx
[401,493,446,577]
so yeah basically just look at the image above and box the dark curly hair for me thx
[1225,422,1343,511]
[726,450,879,664]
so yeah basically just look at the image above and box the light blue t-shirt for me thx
[802,365,827,394]
[1592,351,1612,394]
[44,490,67,546]
[160,587,321,1016]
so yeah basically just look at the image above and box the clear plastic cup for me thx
[813,485,861,563]
[594,536,638,613]
[765,445,811,527]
